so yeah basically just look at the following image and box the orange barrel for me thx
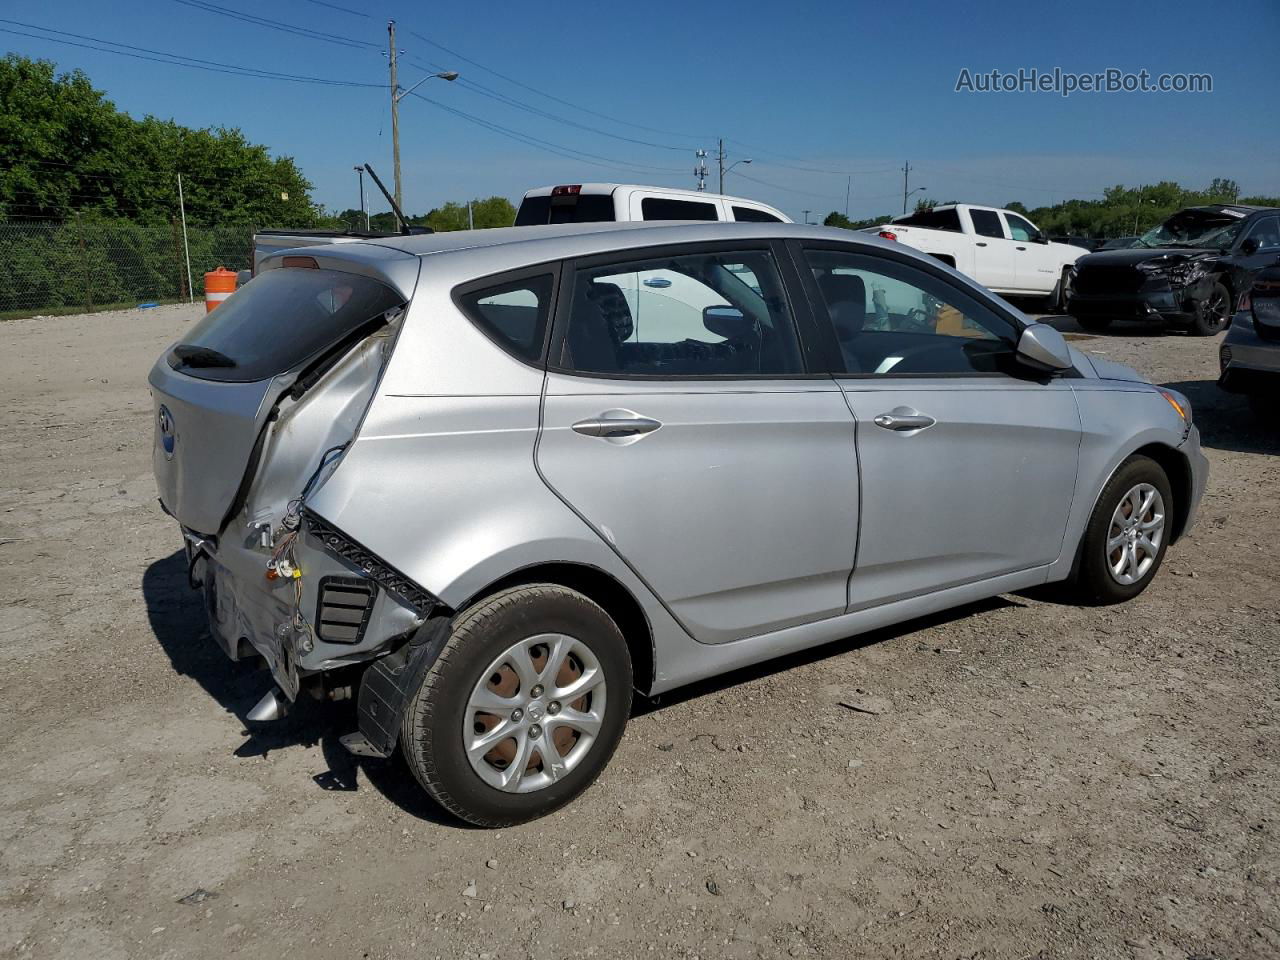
[204,266,237,312]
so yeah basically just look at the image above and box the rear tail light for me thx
[878,230,898,241]
[551,184,582,197]
[1239,291,1251,311]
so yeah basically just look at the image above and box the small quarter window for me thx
[457,273,555,362]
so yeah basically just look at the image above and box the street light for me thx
[724,158,752,177]
[903,186,928,214]
[394,70,459,104]
[387,27,459,219]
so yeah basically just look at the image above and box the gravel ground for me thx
[0,302,1277,960]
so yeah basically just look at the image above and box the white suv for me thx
[516,183,789,226]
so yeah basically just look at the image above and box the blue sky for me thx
[6,0,1279,222]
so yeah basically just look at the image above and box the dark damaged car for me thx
[1066,205,1280,335]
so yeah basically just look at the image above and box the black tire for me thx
[1075,314,1113,332]
[1189,280,1231,336]
[401,584,632,827]
[1069,454,1173,605]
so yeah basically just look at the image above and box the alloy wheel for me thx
[462,633,607,794]
[1106,482,1166,586]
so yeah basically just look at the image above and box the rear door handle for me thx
[873,412,936,432]
[1016,245,1027,251]
[571,415,662,438]
[975,241,987,247]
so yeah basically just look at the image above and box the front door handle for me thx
[571,415,662,438]
[873,411,936,432]
[976,241,988,247]
[1016,245,1027,251]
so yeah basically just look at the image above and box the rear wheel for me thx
[1069,455,1173,604]
[401,584,632,827]
[1189,280,1231,336]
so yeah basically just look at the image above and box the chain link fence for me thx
[0,219,256,318]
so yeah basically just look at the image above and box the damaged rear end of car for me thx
[149,243,437,719]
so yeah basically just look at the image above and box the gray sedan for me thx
[149,222,1208,825]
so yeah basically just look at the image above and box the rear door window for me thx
[640,197,720,221]
[969,209,1006,239]
[556,248,803,376]
[731,205,783,223]
[169,267,402,383]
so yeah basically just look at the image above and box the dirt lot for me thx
[1,302,1277,960]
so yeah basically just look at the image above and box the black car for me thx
[1065,205,1280,335]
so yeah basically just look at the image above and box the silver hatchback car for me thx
[150,222,1208,825]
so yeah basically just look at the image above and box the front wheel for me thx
[1069,455,1173,605]
[1189,280,1231,336]
[401,584,632,827]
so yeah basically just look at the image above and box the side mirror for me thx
[703,304,751,339]
[1016,323,1073,372]
[1241,237,1260,256]
[1034,235,1049,244]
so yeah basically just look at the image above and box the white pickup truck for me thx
[864,204,1085,304]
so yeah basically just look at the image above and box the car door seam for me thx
[534,373,700,646]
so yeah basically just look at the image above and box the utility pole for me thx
[468,200,474,230]
[177,173,193,304]
[354,165,368,231]
[845,175,851,218]
[388,20,402,216]
[717,138,725,194]
[901,161,911,215]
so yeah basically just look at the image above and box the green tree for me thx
[0,54,323,226]
[424,196,516,232]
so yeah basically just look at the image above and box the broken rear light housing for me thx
[303,509,438,614]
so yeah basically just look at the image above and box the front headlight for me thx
[1157,387,1192,427]
[1167,261,1210,286]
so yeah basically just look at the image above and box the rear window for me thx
[897,207,962,232]
[515,193,616,225]
[641,197,719,221]
[169,267,402,383]
[731,205,782,223]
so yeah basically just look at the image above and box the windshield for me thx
[170,267,403,383]
[1137,210,1245,250]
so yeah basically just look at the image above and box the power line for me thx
[402,55,693,153]
[732,170,845,202]
[913,165,1107,198]
[405,29,710,142]
[405,90,686,177]
[293,0,372,18]
[0,20,383,87]
[168,0,379,50]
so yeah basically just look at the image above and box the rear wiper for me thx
[172,344,236,368]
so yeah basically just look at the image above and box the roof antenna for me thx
[362,162,427,234]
